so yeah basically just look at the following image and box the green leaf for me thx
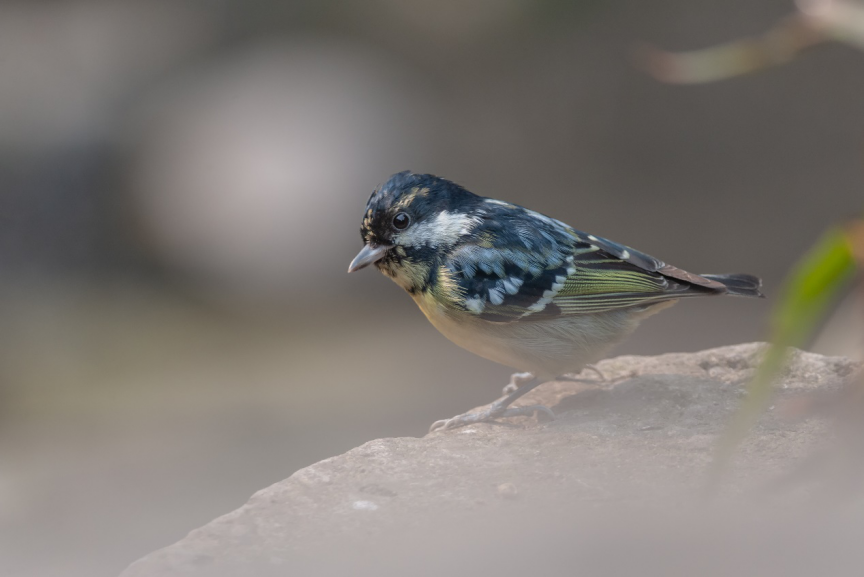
[708,226,857,491]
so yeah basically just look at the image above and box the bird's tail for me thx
[701,273,764,298]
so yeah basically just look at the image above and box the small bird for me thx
[348,171,763,431]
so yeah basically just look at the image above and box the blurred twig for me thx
[638,0,864,84]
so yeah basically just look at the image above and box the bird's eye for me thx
[392,212,411,230]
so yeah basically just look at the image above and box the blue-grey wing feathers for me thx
[443,200,762,323]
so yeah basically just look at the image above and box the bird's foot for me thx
[430,375,552,432]
[501,371,535,396]
[429,401,554,432]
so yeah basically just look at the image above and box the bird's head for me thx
[348,171,483,293]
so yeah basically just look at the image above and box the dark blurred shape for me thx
[0,0,216,151]
[0,0,218,272]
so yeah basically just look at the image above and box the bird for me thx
[348,171,763,432]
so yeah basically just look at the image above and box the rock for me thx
[496,482,519,500]
[121,344,862,577]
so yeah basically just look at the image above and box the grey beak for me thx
[348,243,391,273]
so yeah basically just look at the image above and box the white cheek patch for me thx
[397,211,481,248]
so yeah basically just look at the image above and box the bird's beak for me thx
[348,243,391,273]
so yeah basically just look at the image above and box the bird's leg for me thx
[501,371,535,396]
[429,375,554,432]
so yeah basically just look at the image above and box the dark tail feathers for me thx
[701,273,764,298]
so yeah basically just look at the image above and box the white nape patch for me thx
[398,210,480,248]
[620,249,630,259]
[488,287,505,305]
[464,296,485,313]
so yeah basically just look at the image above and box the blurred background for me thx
[0,1,862,576]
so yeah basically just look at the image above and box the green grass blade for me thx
[707,225,857,491]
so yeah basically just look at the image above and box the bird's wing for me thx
[443,207,725,323]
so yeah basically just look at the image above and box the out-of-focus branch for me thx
[799,0,864,50]
[638,0,864,84]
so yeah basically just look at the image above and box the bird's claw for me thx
[429,403,554,432]
[583,364,607,381]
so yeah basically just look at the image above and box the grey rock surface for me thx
[121,343,863,577]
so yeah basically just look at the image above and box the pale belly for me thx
[412,292,672,379]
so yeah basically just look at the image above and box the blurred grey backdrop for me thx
[0,1,861,576]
